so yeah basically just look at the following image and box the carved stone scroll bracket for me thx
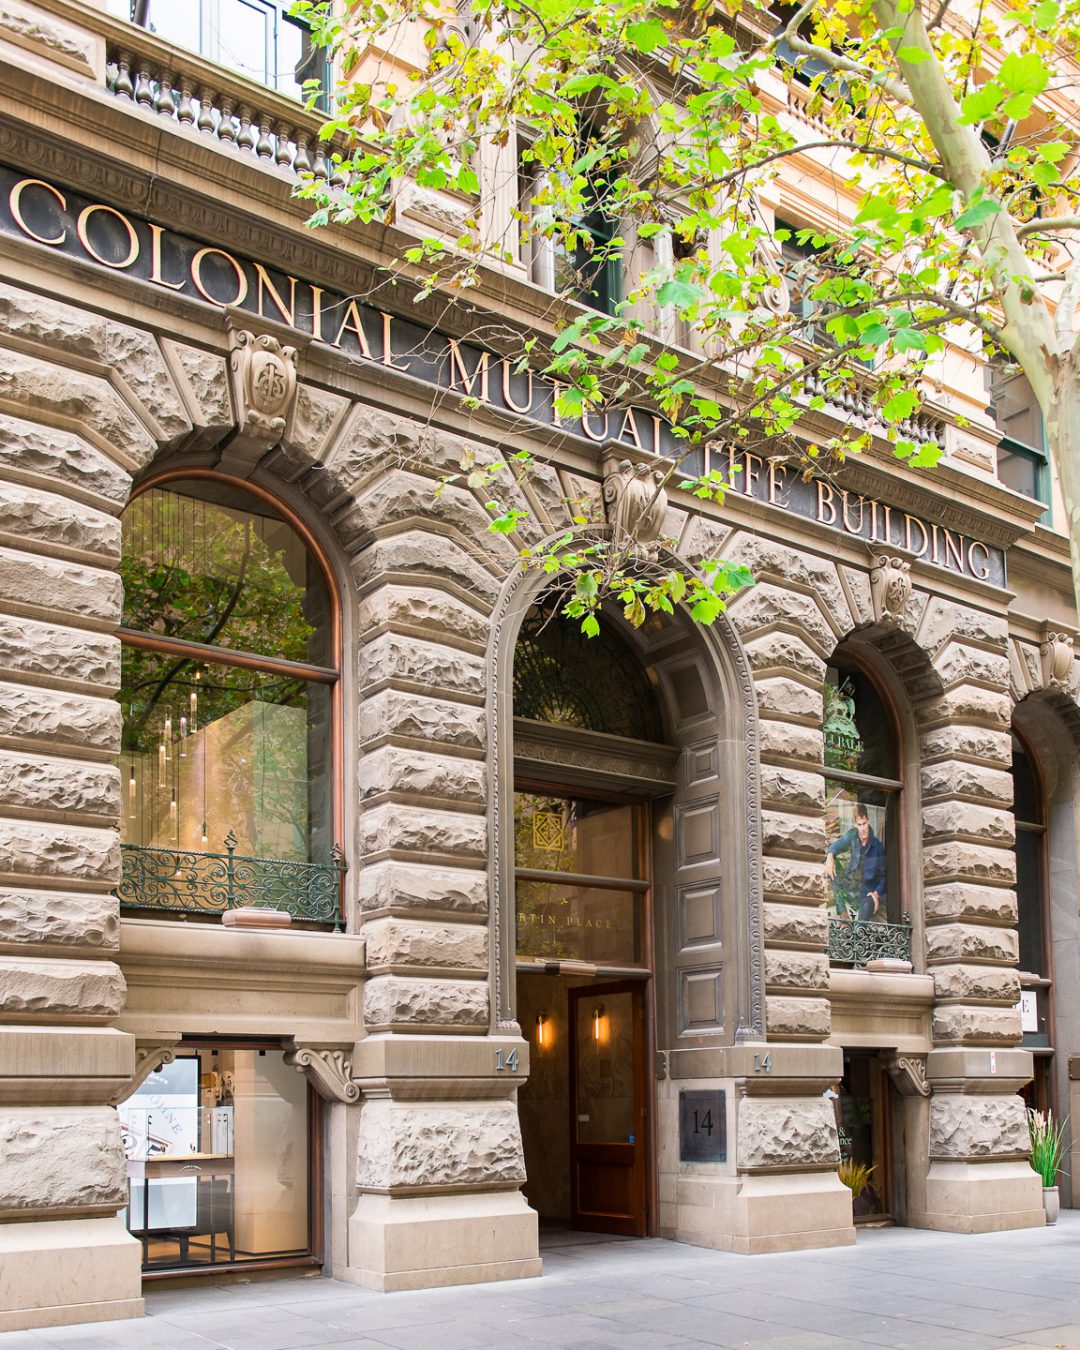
[754,240,791,315]
[869,555,912,626]
[285,1045,361,1103]
[221,323,300,475]
[601,449,668,559]
[109,1040,180,1106]
[1039,625,1076,691]
[884,1052,931,1098]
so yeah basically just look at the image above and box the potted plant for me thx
[1027,1108,1068,1224]
[838,1158,877,1219]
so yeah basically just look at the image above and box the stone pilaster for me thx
[915,609,1043,1232]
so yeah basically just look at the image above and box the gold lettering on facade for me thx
[967,540,991,580]
[148,223,183,291]
[191,246,249,306]
[817,481,837,524]
[768,461,788,504]
[447,339,490,402]
[310,285,325,342]
[9,178,67,246]
[76,204,140,269]
[652,415,663,455]
[380,312,410,370]
[903,514,929,557]
[332,299,373,357]
[254,263,297,327]
[581,410,608,443]
[941,527,965,572]
[501,357,534,414]
[549,381,564,426]
[930,521,942,564]
[618,408,643,450]
[841,489,864,533]
[744,453,762,494]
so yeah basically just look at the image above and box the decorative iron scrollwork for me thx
[828,916,912,968]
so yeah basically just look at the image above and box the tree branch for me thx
[1017,216,1080,238]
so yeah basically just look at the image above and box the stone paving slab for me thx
[3,1213,1080,1349]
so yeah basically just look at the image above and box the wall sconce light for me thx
[593,1005,604,1043]
[535,1013,548,1049]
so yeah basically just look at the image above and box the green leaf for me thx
[896,45,930,63]
[626,19,666,54]
[581,613,600,638]
[959,83,1005,125]
[1034,0,1059,28]
[656,278,703,308]
[892,327,927,352]
[955,198,1002,230]
[882,389,919,421]
[860,324,890,346]
[998,52,1050,118]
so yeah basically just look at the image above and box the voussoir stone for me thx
[925,923,1019,965]
[0,414,130,507]
[765,995,831,1040]
[933,643,1010,692]
[726,585,837,657]
[0,819,118,887]
[0,616,118,693]
[921,802,1015,845]
[284,384,350,464]
[0,886,119,949]
[737,1096,838,1170]
[929,1093,1028,1159]
[760,765,826,812]
[160,340,232,431]
[0,681,120,757]
[0,955,125,1018]
[359,632,485,699]
[764,950,829,992]
[723,535,851,634]
[0,1106,127,1218]
[762,810,827,856]
[0,751,118,820]
[359,746,486,806]
[759,720,824,765]
[357,586,490,648]
[359,804,486,860]
[0,547,120,626]
[355,1100,524,1190]
[357,472,517,558]
[932,965,1021,1004]
[920,760,1013,804]
[358,861,488,917]
[755,677,822,724]
[932,1005,1022,1045]
[923,841,1015,887]
[351,529,504,604]
[0,481,120,561]
[918,598,1008,656]
[918,685,1011,729]
[362,918,487,973]
[363,975,488,1030]
[762,857,824,904]
[357,689,485,753]
[920,724,1012,766]
[763,902,829,950]
[923,882,1017,926]
[743,631,826,682]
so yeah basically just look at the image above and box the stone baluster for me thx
[275,124,293,171]
[112,52,134,100]
[236,104,255,156]
[294,132,312,177]
[217,95,236,147]
[153,72,174,118]
[133,62,153,111]
[311,141,328,181]
[255,114,274,161]
[176,79,195,127]
[196,87,216,137]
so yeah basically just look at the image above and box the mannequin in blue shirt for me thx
[825,806,885,921]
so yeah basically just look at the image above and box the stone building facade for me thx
[1,0,1079,1333]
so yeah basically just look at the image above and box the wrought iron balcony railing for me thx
[118,832,344,928]
[828,916,912,968]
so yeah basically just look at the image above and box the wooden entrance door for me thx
[568,981,647,1236]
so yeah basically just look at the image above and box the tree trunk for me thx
[1045,356,1080,607]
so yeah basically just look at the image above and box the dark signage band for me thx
[0,167,1005,587]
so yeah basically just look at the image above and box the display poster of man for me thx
[823,792,887,922]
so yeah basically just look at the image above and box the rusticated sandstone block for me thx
[920,724,1011,766]
[0,348,154,468]
[929,1093,1028,1159]
[0,681,121,757]
[923,882,1017,926]
[359,632,485,699]
[359,804,486,861]
[737,1097,838,1170]
[723,535,851,633]
[0,617,118,693]
[355,472,517,557]
[284,383,349,464]
[933,965,1021,1004]
[921,802,1014,846]
[355,1100,524,1190]
[358,861,487,917]
[0,886,118,949]
[0,1106,127,1217]
[760,765,825,812]
[759,720,824,765]
[933,643,1010,691]
[762,857,824,904]
[838,565,873,626]
[0,414,130,507]
[923,841,1015,887]
[0,751,118,821]
[0,481,120,561]
[359,746,486,806]
[764,950,829,992]
[324,401,433,482]
[921,761,1013,804]
[363,976,488,1030]
[926,924,1019,965]
[0,548,121,626]
[0,819,118,887]
[933,1005,1022,1045]
[918,599,1008,656]
[358,689,485,752]
[160,340,232,431]
[763,902,829,950]
[744,632,826,682]
[762,810,827,856]
[754,677,821,724]
[919,686,1010,729]
[351,531,502,606]
[0,956,124,1018]
[726,585,836,658]
[765,995,831,1040]
[357,586,490,648]
[363,918,487,973]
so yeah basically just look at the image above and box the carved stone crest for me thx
[870,555,912,625]
[231,329,298,439]
[1039,628,1075,690]
[284,1045,360,1103]
[602,454,668,558]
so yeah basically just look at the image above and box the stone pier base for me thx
[0,1217,143,1332]
[914,1161,1045,1234]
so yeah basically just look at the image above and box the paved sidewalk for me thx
[3,1214,1080,1350]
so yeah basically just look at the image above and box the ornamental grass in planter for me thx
[1027,1108,1068,1225]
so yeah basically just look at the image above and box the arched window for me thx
[1012,732,1051,1097]
[116,473,341,926]
[822,655,907,964]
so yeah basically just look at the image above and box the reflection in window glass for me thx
[517,882,640,965]
[120,1048,311,1271]
[824,782,899,924]
[514,794,638,879]
[823,664,897,778]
